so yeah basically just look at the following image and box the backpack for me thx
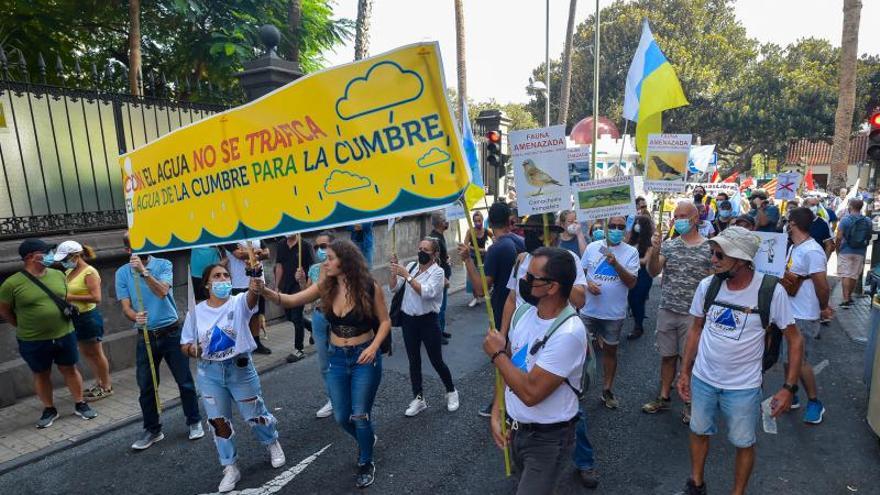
[702,273,782,372]
[845,215,872,250]
[388,262,417,328]
[510,303,596,399]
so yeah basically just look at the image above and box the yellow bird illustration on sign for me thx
[522,159,562,196]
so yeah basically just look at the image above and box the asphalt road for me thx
[1,288,878,494]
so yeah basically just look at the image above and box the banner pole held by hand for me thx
[542,213,551,247]
[131,264,162,415]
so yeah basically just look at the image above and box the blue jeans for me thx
[572,405,596,470]
[325,342,382,465]
[313,310,329,375]
[438,287,449,333]
[136,326,201,434]
[627,266,653,328]
[197,356,278,466]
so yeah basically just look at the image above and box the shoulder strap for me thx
[702,275,723,317]
[524,305,582,397]
[757,274,779,329]
[19,270,69,314]
[511,302,532,329]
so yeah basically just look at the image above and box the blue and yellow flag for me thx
[622,20,689,157]
[461,103,485,209]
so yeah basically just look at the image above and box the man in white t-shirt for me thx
[678,226,804,495]
[782,207,833,425]
[484,247,586,495]
[580,216,639,409]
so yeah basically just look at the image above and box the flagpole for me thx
[617,121,629,177]
[545,0,551,128]
[590,0,601,180]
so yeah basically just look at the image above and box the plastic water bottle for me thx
[761,397,777,434]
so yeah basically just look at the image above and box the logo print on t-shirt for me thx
[207,325,235,355]
[592,258,619,281]
[511,345,528,372]
[706,304,746,340]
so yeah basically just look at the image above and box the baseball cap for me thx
[18,239,56,259]
[53,240,84,261]
[516,213,564,233]
[732,214,756,228]
[709,226,760,262]
[718,200,732,210]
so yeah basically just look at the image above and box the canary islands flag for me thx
[623,20,689,158]
[461,104,485,210]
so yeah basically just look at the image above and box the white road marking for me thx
[199,443,332,495]
[813,359,829,376]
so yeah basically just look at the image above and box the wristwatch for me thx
[406,275,414,284]
[782,382,799,395]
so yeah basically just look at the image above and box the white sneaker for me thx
[404,395,427,417]
[189,422,205,440]
[316,399,333,418]
[467,297,479,308]
[218,464,241,493]
[267,439,286,468]
[446,390,460,412]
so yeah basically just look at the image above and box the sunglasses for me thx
[710,249,725,260]
[606,224,626,231]
[525,272,554,285]
[316,243,328,250]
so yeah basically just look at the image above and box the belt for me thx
[505,414,578,433]
[150,322,179,339]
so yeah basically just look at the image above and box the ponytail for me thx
[81,244,97,260]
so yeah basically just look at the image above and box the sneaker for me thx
[441,337,449,345]
[255,344,272,355]
[404,395,427,417]
[803,399,826,424]
[316,399,334,418]
[601,389,619,409]
[840,300,853,309]
[467,297,479,308]
[576,468,599,489]
[74,401,98,420]
[218,464,241,492]
[84,385,114,402]
[286,350,305,363]
[36,407,59,429]
[442,332,452,339]
[189,422,205,440]
[446,390,460,412]
[790,394,801,410]
[267,439,286,468]
[627,326,644,340]
[681,402,692,424]
[478,403,492,418]
[641,396,671,414]
[685,478,707,495]
[131,430,165,450]
[356,462,376,488]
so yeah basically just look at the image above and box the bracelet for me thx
[490,349,508,364]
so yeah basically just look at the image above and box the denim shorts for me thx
[689,375,761,448]
[18,331,79,373]
[72,308,105,342]
[581,316,624,346]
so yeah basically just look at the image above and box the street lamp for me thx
[528,79,549,126]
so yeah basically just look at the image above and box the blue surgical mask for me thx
[315,248,327,263]
[41,253,55,267]
[675,219,692,235]
[61,260,77,270]
[211,281,233,299]
[591,230,605,242]
[719,210,732,219]
[607,229,624,245]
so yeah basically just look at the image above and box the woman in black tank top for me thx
[264,239,390,489]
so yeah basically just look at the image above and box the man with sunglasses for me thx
[580,216,639,409]
[483,247,586,495]
[678,226,803,495]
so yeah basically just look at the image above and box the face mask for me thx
[592,229,605,242]
[417,251,432,265]
[675,219,692,235]
[518,278,541,306]
[809,206,818,215]
[62,260,77,270]
[474,222,483,230]
[40,253,55,267]
[607,229,624,245]
[566,223,579,235]
[694,194,704,202]
[315,248,327,263]
[633,224,642,234]
[211,281,233,299]
[524,232,543,253]
[719,210,732,219]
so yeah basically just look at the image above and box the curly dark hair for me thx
[319,239,376,320]
[628,216,655,257]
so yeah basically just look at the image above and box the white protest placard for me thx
[774,172,802,201]
[510,125,570,215]
[754,232,788,278]
[574,176,636,222]
[567,145,592,185]
[444,201,466,221]
[685,182,738,198]
[645,134,692,193]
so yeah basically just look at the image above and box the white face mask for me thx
[809,205,818,214]
[566,223,579,235]
[633,224,641,233]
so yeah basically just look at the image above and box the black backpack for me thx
[702,273,782,372]
[845,215,872,250]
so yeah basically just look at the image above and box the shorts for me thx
[689,375,761,448]
[782,318,819,363]
[231,287,265,315]
[18,331,79,373]
[72,308,105,342]
[581,316,624,346]
[837,253,865,280]
[655,308,691,357]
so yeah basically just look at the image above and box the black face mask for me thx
[694,194,704,203]
[417,251,432,265]
[524,232,543,253]
[518,278,541,306]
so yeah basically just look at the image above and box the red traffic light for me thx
[870,112,880,129]
[486,131,501,143]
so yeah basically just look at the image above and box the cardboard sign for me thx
[645,133,691,193]
[574,176,636,222]
[510,125,569,215]
[754,232,788,278]
[774,172,802,201]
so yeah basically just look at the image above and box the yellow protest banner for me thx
[120,43,469,252]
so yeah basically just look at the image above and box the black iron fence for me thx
[0,49,232,238]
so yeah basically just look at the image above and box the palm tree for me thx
[128,0,141,96]
[288,0,302,68]
[558,0,577,126]
[354,0,373,60]
[829,0,862,191]
[454,0,466,119]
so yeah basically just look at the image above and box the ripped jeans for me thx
[325,342,382,465]
[196,355,278,466]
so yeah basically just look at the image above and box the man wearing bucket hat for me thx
[677,226,804,495]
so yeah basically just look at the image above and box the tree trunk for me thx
[354,0,373,61]
[289,0,302,68]
[558,0,578,126]
[829,0,862,192]
[128,0,141,96]
[453,0,467,120]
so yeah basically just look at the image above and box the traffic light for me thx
[486,130,504,168]
[868,111,880,161]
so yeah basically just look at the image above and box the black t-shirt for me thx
[427,229,452,278]
[484,233,525,326]
[275,238,314,294]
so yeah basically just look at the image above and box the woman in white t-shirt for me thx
[180,263,285,493]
